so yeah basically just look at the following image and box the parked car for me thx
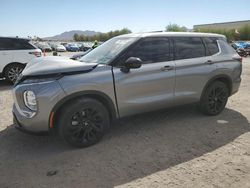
[13,32,242,147]
[243,43,250,55]
[79,44,92,52]
[231,43,247,57]
[51,44,66,52]
[35,42,52,52]
[70,49,92,60]
[0,37,42,83]
[231,42,250,57]
[65,43,79,52]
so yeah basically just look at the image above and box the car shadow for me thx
[0,105,249,188]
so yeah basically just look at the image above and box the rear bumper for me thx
[231,78,241,95]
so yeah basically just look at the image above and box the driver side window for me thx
[124,37,171,64]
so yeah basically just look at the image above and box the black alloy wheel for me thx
[200,81,229,115]
[58,98,110,147]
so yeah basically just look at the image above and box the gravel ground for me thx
[0,58,250,188]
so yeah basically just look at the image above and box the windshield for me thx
[79,37,138,64]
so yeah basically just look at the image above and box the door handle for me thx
[160,65,174,71]
[205,60,214,65]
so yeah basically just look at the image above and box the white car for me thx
[0,37,42,83]
[54,44,66,52]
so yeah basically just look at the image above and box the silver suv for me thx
[12,32,242,147]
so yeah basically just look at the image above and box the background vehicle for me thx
[79,44,92,52]
[231,42,249,57]
[65,43,79,52]
[13,32,242,147]
[34,42,52,52]
[236,48,248,57]
[0,37,42,83]
[51,43,66,52]
[70,49,92,60]
[243,43,250,55]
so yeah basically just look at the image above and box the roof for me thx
[116,32,225,38]
[0,36,30,41]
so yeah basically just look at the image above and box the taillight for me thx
[29,51,41,57]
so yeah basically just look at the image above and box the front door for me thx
[112,37,175,117]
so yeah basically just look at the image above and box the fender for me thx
[200,74,233,100]
[49,90,119,130]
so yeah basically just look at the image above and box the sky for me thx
[0,0,249,38]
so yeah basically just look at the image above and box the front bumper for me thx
[13,112,48,135]
[12,80,66,133]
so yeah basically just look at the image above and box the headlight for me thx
[23,91,37,111]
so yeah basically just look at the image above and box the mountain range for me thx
[43,30,100,41]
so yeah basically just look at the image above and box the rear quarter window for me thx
[217,40,236,55]
[12,39,36,50]
[203,37,219,56]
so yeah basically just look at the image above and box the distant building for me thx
[194,20,250,30]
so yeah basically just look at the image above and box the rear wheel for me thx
[199,81,229,115]
[4,64,25,83]
[58,98,110,147]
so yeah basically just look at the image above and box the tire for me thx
[199,81,229,116]
[58,98,110,148]
[4,64,25,83]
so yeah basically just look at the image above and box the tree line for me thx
[73,28,132,42]
[165,23,250,41]
[73,24,250,42]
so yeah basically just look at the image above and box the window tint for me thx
[126,37,171,64]
[0,38,35,50]
[203,37,219,56]
[0,38,13,50]
[174,37,205,60]
[217,40,236,54]
[12,39,36,50]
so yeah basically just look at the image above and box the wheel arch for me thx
[3,62,26,77]
[201,74,233,100]
[50,90,118,131]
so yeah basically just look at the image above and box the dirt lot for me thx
[0,58,250,188]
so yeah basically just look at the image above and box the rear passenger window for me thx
[174,37,205,60]
[126,37,171,64]
[0,38,13,51]
[203,37,219,56]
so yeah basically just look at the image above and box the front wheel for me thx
[58,98,110,148]
[199,81,229,115]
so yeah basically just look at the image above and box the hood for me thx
[22,56,97,76]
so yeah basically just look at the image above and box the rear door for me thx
[0,38,13,73]
[174,37,217,105]
[112,37,175,117]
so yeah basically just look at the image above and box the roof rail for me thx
[147,31,164,33]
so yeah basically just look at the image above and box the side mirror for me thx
[120,57,142,73]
